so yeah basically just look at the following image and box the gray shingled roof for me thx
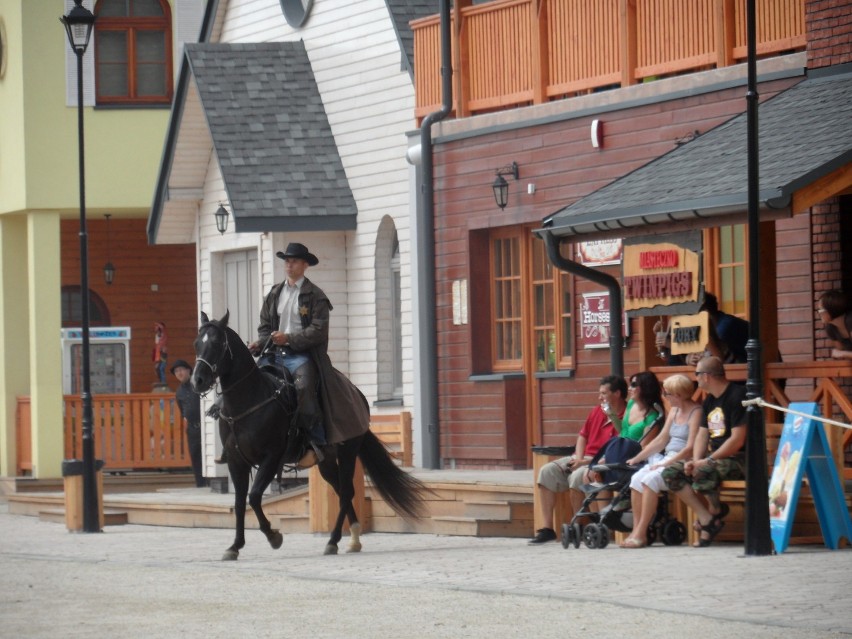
[385,0,437,78]
[542,68,852,238]
[185,41,356,233]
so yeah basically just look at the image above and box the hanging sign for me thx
[768,402,852,553]
[622,240,700,312]
[669,311,711,356]
[580,291,629,349]
[577,239,622,267]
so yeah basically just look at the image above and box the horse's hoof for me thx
[222,549,239,561]
[323,543,338,555]
[269,530,283,550]
[346,541,362,553]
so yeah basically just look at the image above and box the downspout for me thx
[417,0,452,469]
[543,231,624,378]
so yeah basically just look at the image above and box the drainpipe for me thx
[417,0,452,469]
[543,231,624,379]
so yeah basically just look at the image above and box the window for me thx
[94,0,172,105]
[489,227,574,372]
[61,286,111,327]
[704,224,747,317]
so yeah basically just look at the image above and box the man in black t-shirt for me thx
[662,356,746,546]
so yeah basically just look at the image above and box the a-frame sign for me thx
[769,402,852,553]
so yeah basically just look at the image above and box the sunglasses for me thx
[629,380,638,387]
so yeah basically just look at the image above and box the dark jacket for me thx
[257,277,369,444]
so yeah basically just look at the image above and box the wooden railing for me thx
[651,360,852,479]
[15,393,191,475]
[412,0,806,120]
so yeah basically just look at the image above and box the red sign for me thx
[580,291,629,349]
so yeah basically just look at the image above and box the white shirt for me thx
[277,278,304,334]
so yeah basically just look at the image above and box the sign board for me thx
[768,402,852,553]
[580,291,629,349]
[669,311,711,356]
[622,239,700,313]
[577,239,622,267]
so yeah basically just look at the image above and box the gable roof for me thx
[148,27,357,242]
[184,41,356,233]
[385,0,436,78]
[541,67,852,240]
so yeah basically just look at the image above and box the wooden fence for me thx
[413,0,806,119]
[16,393,191,475]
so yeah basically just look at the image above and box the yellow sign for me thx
[669,311,711,356]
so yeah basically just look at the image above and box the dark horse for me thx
[191,311,426,559]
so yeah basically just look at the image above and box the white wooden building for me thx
[148,0,434,475]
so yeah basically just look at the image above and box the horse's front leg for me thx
[224,464,249,561]
[248,457,283,551]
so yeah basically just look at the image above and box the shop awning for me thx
[540,67,852,241]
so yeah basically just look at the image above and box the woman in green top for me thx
[621,371,663,444]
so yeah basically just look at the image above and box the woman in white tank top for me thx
[620,374,702,548]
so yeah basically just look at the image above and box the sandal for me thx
[694,516,725,547]
[620,538,647,549]
[693,502,730,532]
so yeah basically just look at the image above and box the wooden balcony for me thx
[412,0,806,120]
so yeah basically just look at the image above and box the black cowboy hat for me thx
[170,359,192,374]
[276,242,319,266]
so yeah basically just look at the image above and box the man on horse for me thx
[248,242,367,469]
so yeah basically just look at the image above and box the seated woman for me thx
[817,290,852,360]
[620,371,664,445]
[620,374,701,548]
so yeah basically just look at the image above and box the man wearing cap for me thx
[171,359,205,487]
[248,243,368,469]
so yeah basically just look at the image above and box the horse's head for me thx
[191,310,233,394]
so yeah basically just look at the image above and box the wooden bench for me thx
[309,411,413,533]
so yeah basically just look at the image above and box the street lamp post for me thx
[61,0,99,533]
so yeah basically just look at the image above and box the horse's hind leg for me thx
[248,459,284,551]
[318,440,361,555]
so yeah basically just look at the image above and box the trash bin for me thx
[62,459,105,532]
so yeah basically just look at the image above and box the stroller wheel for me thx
[572,523,582,549]
[598,524,610,549]
[583,523,603,549]
[561,523,573,549]
[646,526,658,547]
[662,520,687,546]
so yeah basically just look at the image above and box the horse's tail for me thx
[358,430,427,520]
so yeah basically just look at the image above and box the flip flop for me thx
[693,502,730,532]
[620,538,647,549]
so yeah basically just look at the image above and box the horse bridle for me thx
[195,322,232,373]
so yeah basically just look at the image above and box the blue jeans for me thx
[258,350,326,445]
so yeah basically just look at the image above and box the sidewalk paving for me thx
[0,503,849,638]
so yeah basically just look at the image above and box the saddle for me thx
[258,365,318,469]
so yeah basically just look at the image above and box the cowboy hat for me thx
[170,359,192,374]
[275,242,319,266]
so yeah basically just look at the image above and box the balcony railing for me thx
[15,393,190,475]
[412,0,806,120]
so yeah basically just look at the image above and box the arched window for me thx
[61,286,111,327]
[94,0,173,105]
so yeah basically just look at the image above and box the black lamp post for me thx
[61,0,99,533]
[743,0,771,555]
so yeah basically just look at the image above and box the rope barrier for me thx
[741,397,851,430]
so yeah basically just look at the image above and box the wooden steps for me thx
[4,472,535,538]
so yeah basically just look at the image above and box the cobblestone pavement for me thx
[0,505,849,638]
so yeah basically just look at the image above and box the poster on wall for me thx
[577,239,622,267]
[580,291,629,349]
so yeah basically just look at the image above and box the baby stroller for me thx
[560,436,687,549]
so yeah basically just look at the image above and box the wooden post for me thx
[63,460,104,532]
[308,459,366,533]
[619,0,638,87]
[532,452,574,532]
